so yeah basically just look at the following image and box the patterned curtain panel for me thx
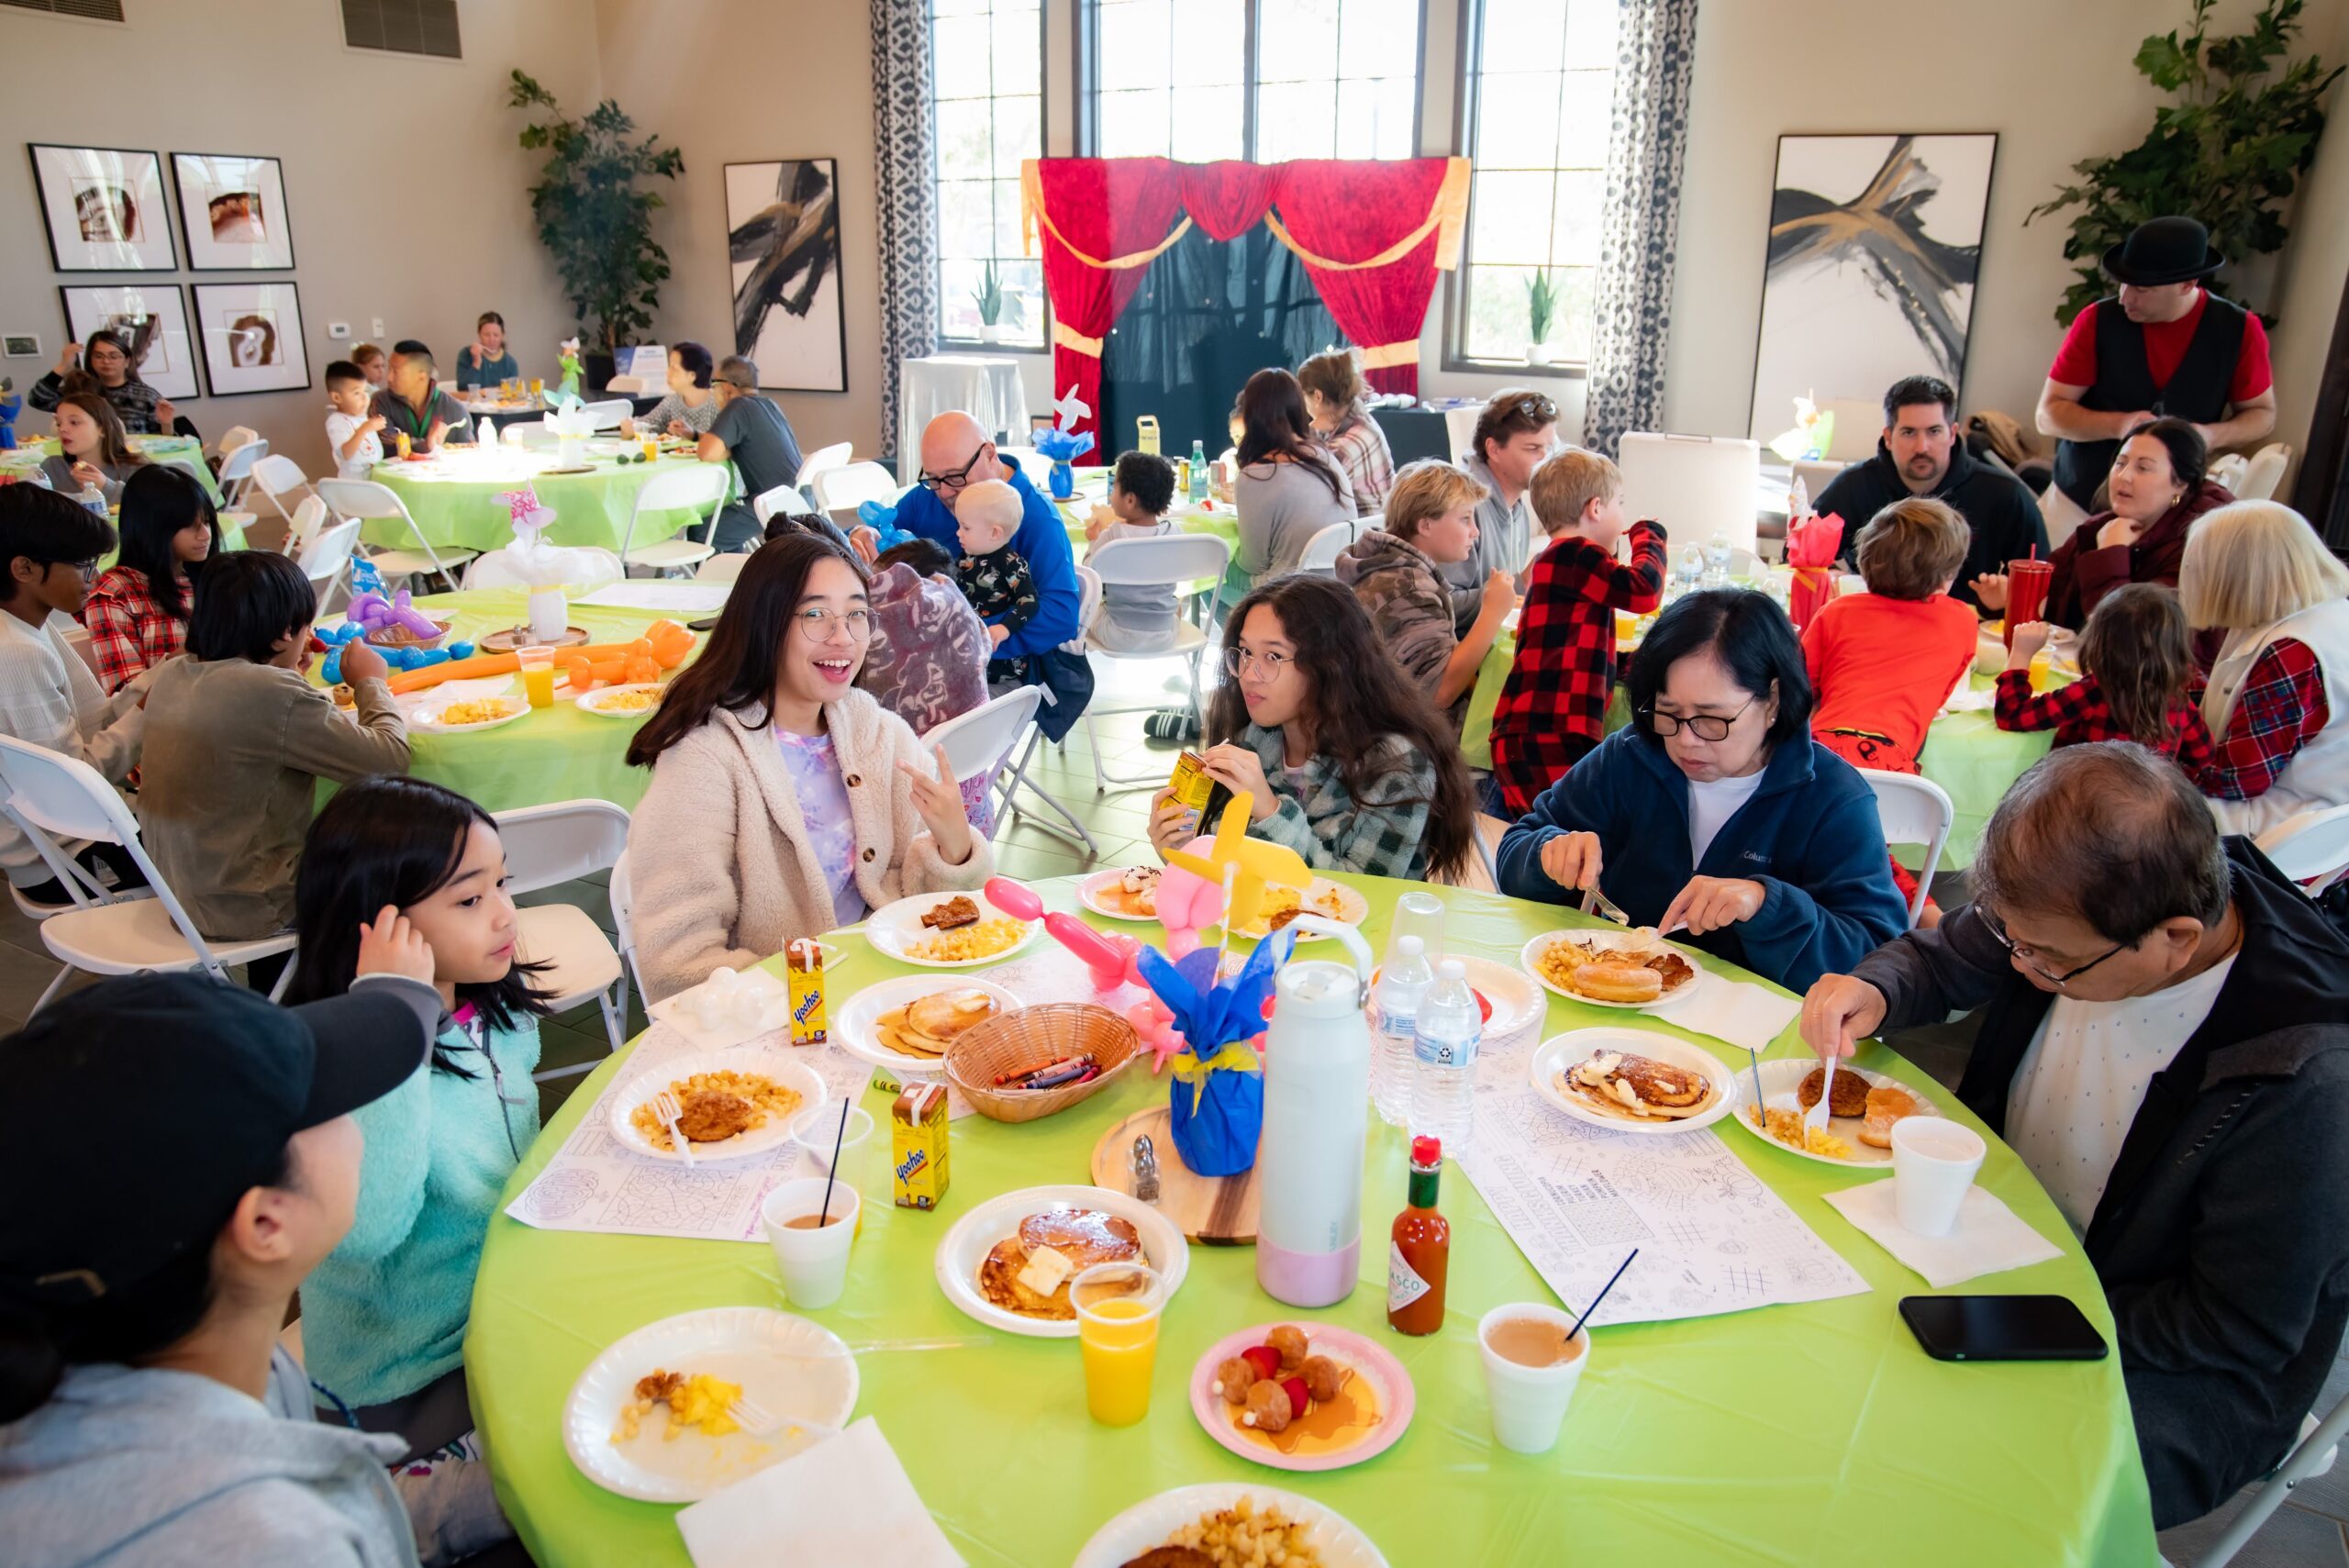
[1583,0,1698,458]
[871,0,939,466]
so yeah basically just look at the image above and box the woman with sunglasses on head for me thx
[28,328,174,434]
[1496,588,1909,993]
[1146,575,1475,883]
[625,533,991,1002]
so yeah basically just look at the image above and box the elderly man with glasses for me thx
[1800,741,2349,1530]
[696,353,818,552]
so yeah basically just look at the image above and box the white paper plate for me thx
[933,1184,1188,1340]
[412,694,531,733]
[861,891,1040,968]
[574,682,666,717]
[1076,866,1163,924]
[1368,953,1544,1040]
[1073,1483,1388,1568]
[1520,928,1698,1010]
[1724,1057,1940,1168]
[562,1307,857,1503]
[833,973,1021,1075]
[607,1046,828,1162]
[1227,877,1370,943]
[1529,1028,1739,1135]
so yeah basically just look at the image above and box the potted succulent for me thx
[1525,270,1558,368]
[973,260,1022,344]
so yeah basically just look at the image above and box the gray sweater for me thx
[0,1348,417,1568]
[1233,456,1354,583]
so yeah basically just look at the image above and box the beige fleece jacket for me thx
[628,688,993,1001]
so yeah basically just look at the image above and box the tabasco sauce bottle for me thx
[1386,1136,1450,1335]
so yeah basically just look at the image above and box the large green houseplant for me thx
[2027,0,2341,323]
[507,71,685,371]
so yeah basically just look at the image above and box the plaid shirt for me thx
[1239,722,1436,881]
[1992,669,2215,771]
[2200,637,2331,800]
[1319,410,1395,517]
[80,565,186,695]
[1489,522,1667,813]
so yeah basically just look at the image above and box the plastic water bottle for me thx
[1188,439,1208,504]
[76,484,107,517]
[1787,473,1810,521]
[1409,960,1481,1154]
[1371,935,1432,1126]
[1672,543,1703,599]
[1703,529,1732,587]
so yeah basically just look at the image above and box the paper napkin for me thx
[1658,970,1801,1052]
[1823,1178,2064,1288]
[677,1417,963,1568]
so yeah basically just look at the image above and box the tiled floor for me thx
[6,662,2342,1564]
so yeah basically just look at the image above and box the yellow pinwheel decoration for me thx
[1162,792,1310,938]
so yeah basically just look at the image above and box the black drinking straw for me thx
[817,1097,852,1227]
[1567,1248,1639,1340]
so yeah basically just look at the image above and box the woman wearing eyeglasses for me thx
[624,533,991,1002]
[1146,575,1475,883]
[1496,588,1909,993]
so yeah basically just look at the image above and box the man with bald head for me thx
[698,353,808,550]
[854,411,1079,658]
[1800,742,2349,1528]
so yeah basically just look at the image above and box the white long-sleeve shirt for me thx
[0,607,147,884]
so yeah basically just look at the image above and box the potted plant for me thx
[508,70,685,389]
[973,260,1023,344]
[2026,0,2340,323]
[1525,270,1558,367]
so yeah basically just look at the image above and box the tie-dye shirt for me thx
[774,728,867,928]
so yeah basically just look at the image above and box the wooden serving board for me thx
[1090,1105,1259,1245]
[477,625,592,651]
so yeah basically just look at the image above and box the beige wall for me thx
[2265,4,2349,483]
[0,0,602,482]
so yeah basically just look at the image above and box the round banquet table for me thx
[312,588,708,815]
[1,433,227,506]
[1460,630,2054,871]
[465,874,2155,1568]
[364,446,727,556]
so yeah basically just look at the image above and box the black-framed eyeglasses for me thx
[1976,906,2131,987]
[918,445,991,493]
[1642,698,1755,741]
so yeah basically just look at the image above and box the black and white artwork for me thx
[725,159,847,394]
[1747,133,1997,439]
[58,284,199,400]
[193,282,310,396]
[172,152,295,270]
[29,144,176,271]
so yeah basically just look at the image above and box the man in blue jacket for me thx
[1495,589,1909,993]
[852,410,1079,659]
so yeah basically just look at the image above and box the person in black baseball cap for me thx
[0,969,438,1567]
[2037,215,2277,514]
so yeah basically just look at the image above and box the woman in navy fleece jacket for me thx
[1497,589,1909,993]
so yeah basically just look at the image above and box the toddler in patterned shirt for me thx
[952,478,1038,682]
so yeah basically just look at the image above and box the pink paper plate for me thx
[1187,1321,1415,1473]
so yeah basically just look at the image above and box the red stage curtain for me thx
[1021,158,1186,441]
[1264,159,1469,397]
[1179,161,1282,241]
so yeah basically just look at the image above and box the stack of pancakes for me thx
[874,988,998,1060]
[1563,1049,1714,1120]
[979,1207,1142,1319]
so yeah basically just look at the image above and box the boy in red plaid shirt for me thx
[1489,450,1666,815]
[1995,584,2214,772]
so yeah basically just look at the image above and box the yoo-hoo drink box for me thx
[785,939,827,1047]
[892,1082,951,1210]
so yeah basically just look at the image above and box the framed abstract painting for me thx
[724,159,848,393]
[172,151,295,271]
[193,281,311,396]
[1746,133,1998,440]
[28,144,176,272]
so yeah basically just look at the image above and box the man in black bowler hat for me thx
[2036,216,2277,513]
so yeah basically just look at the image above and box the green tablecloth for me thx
[1,434,226,506]
[1462,632,2054,871]
[1054,465,1242,556]
[317,589,709,814]
[367,450,723,556]
[467,875,2154,1568]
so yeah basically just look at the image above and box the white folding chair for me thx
[922,686,1045,844]
[616,462,730,578]
[2038,480,2093,550]
[608,850,647,1006]
[494,799,634,1078]
[694,553,748,584]
[812,461,901,515]
[1857,768,1954,930]
[249,453,319,532]
[2254,802,2349,895]
[1078,534,1231,793]
[0,735,295,1009]
[2190,1393,2349,1567]
[2206,452,2250,494]
[795,440,852,510]
[298,517,363,614]
[2235,442,2291,502]
[996,444,1055,488]
[996,567,1108,856]
[1296,518,1359,574]
[215,436,267,507]
[581,397,633,432]
[316,477,476,592]
[752,483,817,528]
[284,493,328,553]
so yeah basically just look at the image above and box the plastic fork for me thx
[726,1393,840,1442]
[651,1090,695,1167]
[1803,1052,1836,1136]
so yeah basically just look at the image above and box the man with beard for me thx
[1814,373,2046,617]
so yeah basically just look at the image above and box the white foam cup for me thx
[1890,1117,1987,1238]
[1477,1302,1592,1454]
[761,1175,861,1308]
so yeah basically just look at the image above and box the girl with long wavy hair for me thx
[1229,367,1355,595]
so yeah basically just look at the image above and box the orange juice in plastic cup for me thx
[529,378,543,401]
[517,644,557,709]
[1073,1262,1163,1426]
[640,434,659,462]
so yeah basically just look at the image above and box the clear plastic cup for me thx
[761,1175,861,1309]
[1073,1262,1164,1426]
[517,644,556,709]
[1385,890,1447,967]
[789,1103,875,1238]
[1890,1118,1986,1238]
[1477,1302,1591,1454]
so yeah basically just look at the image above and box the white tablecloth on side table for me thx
[896,355,1030,482]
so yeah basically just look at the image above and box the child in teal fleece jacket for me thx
[284,778,551,1458]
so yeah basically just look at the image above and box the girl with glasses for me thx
[624,534,989,1002]
[1496,588,1908,993]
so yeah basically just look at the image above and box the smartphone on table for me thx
[1898,1296,2109,1362]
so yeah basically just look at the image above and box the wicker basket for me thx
[945,1003,1141,1124]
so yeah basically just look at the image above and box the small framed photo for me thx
[171,151,295,271]
[193,281,309,396]
[58,284,199,400]
[28,144,176,272]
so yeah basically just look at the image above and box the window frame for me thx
[930,0,1053,353]
[1441,0,1598,380]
